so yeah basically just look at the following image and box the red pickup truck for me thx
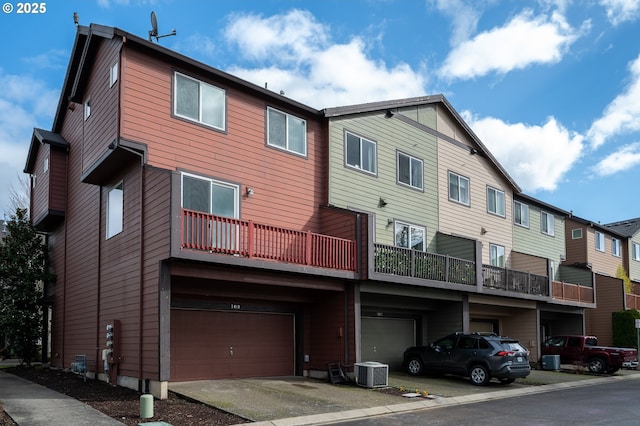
[541,335,637,374]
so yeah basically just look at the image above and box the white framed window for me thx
[84,97,91,120]
[490,244,505,267]
[595,231,605,252]
[487,186,505,217]
[572,228,583,239]
[174,72,226,130]
[541,211,554,236]
[633,242,640,261]
[612,238,621,257]
[514,201,529,227]
[106,182,123,239]
[394,221,425,251]
[182,173,240,250]
[449,172,470,205]
[181,173,239,218]
[267,107,307,156]
[110,61,118,87]
[397,152,423,190]
[43,157,49,173]
[345,131,376,174]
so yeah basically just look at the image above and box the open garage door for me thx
[171,309,295,381]
[361,317,415,370]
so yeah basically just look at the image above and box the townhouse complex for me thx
[24,24,640,398]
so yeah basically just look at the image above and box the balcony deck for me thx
[181,209,357,271]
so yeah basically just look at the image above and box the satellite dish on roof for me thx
[148,11,176,43]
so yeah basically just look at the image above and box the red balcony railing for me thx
[181,209,356,271]
[551,281,594,303]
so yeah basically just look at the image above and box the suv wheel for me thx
[406,357,424,376]
[469,364,490,386]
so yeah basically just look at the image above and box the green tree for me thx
[616,264,632,294]
[0,208,53,365]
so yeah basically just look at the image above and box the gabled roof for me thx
[24,128,70,174]
[604,218,640,238]
[567,214,627,239]
[323,94,521,192]
[515,193,571,217]
[52,23,321,134]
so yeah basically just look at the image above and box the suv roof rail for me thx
[471,332,498,336]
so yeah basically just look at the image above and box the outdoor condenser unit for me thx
[354,361,389,388]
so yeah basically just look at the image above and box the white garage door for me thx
[361,317,416,370]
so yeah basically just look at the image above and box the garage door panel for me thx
[171,310,294,381]
[361,317,416,370]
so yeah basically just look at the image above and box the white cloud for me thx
[462,112,584,192]
[587,54,640,149]
[0,70,56,216]
[600,0,640,25]
[432,0,482,46]
[22,49,68,70]
[438,10,585,80]
[223,10,426,108]
[592,142,640,175]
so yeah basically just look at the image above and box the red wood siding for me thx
[564,219,587,266]
[119,48,325,233]
[80,37,121,173]
[31,143,50,223]
[49,148,67,212]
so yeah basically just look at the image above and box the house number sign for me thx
[231,304,241,310]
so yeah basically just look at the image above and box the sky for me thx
[1,0,639,225]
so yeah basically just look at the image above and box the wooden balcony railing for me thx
[626,293,640,310]
[181,209,356,271]
[482,265,548,296]
[551,281,594,303]
[374,244,476,286]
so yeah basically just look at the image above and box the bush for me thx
[612,309,640,349]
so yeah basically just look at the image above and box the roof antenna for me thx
[148,11,176,43]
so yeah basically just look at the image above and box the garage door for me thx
[171,309,295,381]
[361,317,415,370]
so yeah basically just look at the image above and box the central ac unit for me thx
[354,361,389,388]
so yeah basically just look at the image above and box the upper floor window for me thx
[181,173,239,218]
[43,157,49,173]
[394,221,425,251]
[487,186,505,217]
[633,242,640,261]
[490,244,505,267]
[541,211,554,236]
[84,97,91,120]
[106,182,123,239]
[267,107,307,156]
[595,231,605,252]
[572,228,583,239]
[514,201,529,227]
[612,238,621,257]
[397,152,423,190]
[174,72,226,131]
[110,61,118,87]
[345,131,376,174]
[449,172,470,206]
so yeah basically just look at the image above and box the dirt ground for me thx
[1,366,248,425]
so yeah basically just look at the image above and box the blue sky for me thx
[1,0,639,224]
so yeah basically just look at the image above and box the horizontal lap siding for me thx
[50,148,67,211]
[121,48,324,233]
[32,144,50,222]
[436,106,513,266]
[327,110,439,249]
[81,38,120,173]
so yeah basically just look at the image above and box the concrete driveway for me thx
[168,368,638,424]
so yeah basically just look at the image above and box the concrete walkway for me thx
[0,370,124,426]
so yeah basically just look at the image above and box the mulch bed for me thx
[3,366,248,425]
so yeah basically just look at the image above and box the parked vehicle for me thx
[402,332,531,385]
[541,335,638,374]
